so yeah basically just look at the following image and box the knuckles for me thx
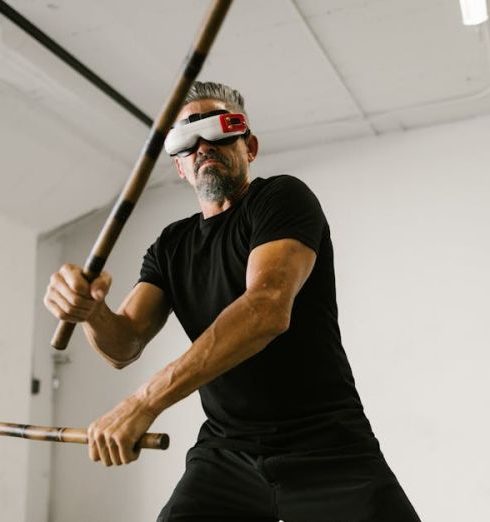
[87,427,136,466]
[49,272,60,285]
[72,281,88,295]
[45,267,111,309]
[44,274,98,322]
[70,294,85,307]
[42,293,51,309]
[59,264,89,295]
[60,262,76,273]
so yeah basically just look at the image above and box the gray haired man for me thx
[45,81,421,521]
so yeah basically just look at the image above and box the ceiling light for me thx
[459,0,489,25]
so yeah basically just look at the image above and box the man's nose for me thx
[196,137,216,154]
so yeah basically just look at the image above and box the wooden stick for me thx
[0,422,169,450]
[51,0,234,350]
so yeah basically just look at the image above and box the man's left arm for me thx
[88,238,316,465]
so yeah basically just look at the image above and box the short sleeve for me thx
[248,175,327,254]
[137,232,173,306]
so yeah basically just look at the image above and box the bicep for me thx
[246,238,317,310]
[116,282,171,344]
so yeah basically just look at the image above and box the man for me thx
[44,81,421,521]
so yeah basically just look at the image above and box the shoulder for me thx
[244,175,327,253]
[246,174,321,211]
[250,174,311,194]
[247,175,317,204]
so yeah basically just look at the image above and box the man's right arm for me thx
[44,264,170,369]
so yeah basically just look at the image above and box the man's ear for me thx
[174,158,187,180]
[246,134,259,163]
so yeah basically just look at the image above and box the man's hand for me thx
[87,395,157,466]
[44,263,112,322]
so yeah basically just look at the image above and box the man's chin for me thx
[197,166,228,182]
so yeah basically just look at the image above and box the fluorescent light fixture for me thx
[459,0,489,25]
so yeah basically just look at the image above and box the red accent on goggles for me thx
[164,111,249,157]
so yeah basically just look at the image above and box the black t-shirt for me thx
[139,175,378,455]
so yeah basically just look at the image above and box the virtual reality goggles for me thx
[164,109,250,157]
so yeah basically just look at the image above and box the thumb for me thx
[90,271,112,301]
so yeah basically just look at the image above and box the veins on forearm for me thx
[136,291,288,416]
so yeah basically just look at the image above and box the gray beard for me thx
[195,165,244,204]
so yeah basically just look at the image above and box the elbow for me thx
[244,289,292,338]
[271,312,291,336]
[107,357,131,370]
[105,344,143,370]
[110,360,130,370]
[261,303,291,338]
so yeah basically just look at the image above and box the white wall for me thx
[0,217,60,522]
[0,215,37,522]
[25,234,63,522]
[46,114,490,522]
[255,116,490,522]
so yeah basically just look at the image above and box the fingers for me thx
[88,425,138,467]
[59,263,91,296]
[88,438,101,463]
[120,439,140,465]
[87,396,154,467]
[44,264,111,322]
[46,282,92,317]
[107,438,123,466]
[90,271,112,302]
[44,290,89,323]
[88,425,115,467]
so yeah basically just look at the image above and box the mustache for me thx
[194,151,231,174]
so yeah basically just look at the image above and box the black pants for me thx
[157,446,421,522]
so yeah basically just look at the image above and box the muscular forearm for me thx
[134,290,289,416]
[83,302,144,369]
[84,240,315,467]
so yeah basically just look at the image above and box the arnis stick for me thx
[0,422,169,450]
[51,0,234,350]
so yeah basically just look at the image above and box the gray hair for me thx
[183,81,246,114]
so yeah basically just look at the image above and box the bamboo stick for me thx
[0,422,169,450]
[51,0,234,350]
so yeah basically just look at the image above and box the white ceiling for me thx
[1,0,490,233]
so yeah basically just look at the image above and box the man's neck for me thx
[199,181,250,219]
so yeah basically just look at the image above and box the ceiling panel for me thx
[0,12,161,231]
[297,0,490,112]
[1,0,490,232]
[201,0,362,130]
[5,0,209,115]
[8,0,363,132]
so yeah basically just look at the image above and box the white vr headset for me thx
[164,110,249,157]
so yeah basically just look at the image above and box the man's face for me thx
[173,99,258,203]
